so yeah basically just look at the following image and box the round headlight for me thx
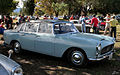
[12,67,23,75]
[97,44,101,51]
[96,42,102,51]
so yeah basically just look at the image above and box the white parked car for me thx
[70,20,91,32]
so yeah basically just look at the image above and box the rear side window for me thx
[24,23,39,32]
[38,22,52,33]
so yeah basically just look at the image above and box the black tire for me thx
[67,48,87,67]
[12,41,21,53]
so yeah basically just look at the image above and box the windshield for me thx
[54,22,78,34]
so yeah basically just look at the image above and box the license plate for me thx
[108,53,113,60]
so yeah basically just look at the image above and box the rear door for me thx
[19,23,39,51]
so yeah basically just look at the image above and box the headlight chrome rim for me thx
[12,66,23,75]
[97,44,101,51]
[96,41,102,54]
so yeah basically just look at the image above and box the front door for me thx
[35,34,54,56]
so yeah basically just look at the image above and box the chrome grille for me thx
[101,44,114,54]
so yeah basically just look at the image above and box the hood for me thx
[69,32,114,42]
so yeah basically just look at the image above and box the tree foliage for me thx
[0,0,18,15]
[52,2,67,16]
[23,0,35,16]
[91,0,120,14]
[35,0,120,16]
[34,6,44,16]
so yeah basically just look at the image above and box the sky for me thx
[13,0,27,13]
[15,0,27,8]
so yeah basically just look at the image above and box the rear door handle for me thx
[20,33,25,36]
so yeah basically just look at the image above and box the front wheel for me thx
[67,49,87,67]
[12,42,21,53]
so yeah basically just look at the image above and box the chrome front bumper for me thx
[88,50,114,61]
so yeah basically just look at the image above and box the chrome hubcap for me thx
[14,42,20,53]
[71,51,83,65]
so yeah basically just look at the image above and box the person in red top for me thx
[69,14,74,20]
[0,22,4,28]
[43,15,48,19]
[91,15,99,34]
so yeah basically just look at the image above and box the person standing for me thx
[43,15,48,19]
[91,15,99,34]
[69,14,74,21]
[54,15,59,20]
[5,16,10,29]
[80,15,86,33]
[104,14,111,35]
[18,15,22,24]
[109,16,118,39]
[26,16,30,22]
[8,16,13,29]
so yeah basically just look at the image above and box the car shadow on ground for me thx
[0,45,120,75]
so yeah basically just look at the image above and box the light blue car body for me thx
[3,20,115,60]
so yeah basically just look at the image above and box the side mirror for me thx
[8,49,14,58]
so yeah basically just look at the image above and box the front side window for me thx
[54,22,78,34]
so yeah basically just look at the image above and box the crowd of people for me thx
[69,14,119,39]
[0,15,13,34]
[0,14,119,39]
[0,15,32,34]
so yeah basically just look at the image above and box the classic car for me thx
[0,53,23,75]
[3,20,115,67]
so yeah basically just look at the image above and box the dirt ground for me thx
[0,34,120,75]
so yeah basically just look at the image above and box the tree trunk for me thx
[68,5,71,16]
[81,7,87,16]
[55,11,59,17]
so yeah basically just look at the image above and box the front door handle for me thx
[36,35,40,38]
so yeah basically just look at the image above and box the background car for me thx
[99,22,106,30]
[3,20,115,67]
[70,20,91,33]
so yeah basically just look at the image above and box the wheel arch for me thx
[62,47,88,59]
[10,40,20,46]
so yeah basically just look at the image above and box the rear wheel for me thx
[12,41,21,53]
[67,48,87,67]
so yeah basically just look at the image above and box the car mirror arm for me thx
[8,49,14,58]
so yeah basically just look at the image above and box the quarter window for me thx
[19,23,26,31]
